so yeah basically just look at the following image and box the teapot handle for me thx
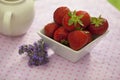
[3,11,12,34]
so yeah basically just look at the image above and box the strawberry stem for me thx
[91,15,104,27]
[75,27,83,30]
[61,39,69,46]
[68,10,84,26]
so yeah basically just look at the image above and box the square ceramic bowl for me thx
[38,28,109,63]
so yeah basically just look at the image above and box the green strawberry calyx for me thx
[91,15,104,27]
[68,10,84,26]
[60,39,69,46]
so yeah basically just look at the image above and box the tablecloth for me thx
[0,0,120,80]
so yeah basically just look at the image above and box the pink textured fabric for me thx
[0,0,120,80]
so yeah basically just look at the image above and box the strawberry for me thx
[62,13,77,32]
[53,6,70,25]
[68,30,88,50]
[76,10,91,28]
[53,27,69,42]
[82,31,92,43]
[44,22,59,38]
[62,10,91,32]
[88,15,109,35]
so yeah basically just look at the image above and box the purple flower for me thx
[38,48,41,52]
[19,45,24,50]
[28,59,35,66]
[32,54,39,60]
[45,53,48,57]
[43,43,49,51]
[39,57,44,61]
[28,45,34,51]
[18,39,49,66]
[19,45,28,54]
[33,48,38,53]
[34,42,38,46]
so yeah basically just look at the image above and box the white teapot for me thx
[0,0,34,36]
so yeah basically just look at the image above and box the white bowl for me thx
[38,29,109,62]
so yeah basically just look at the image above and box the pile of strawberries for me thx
[44,6,109,51]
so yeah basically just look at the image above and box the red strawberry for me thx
[53,27,68,42]
[62,10,90,32]
[68,30,88,50]
[76,10,91,28]
[54,6,70,25]
[82,31,92,43]
[62,13,77,32]
[44,22,59,38]
[88,15,109,35]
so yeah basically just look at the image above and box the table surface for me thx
[0,0,120,80]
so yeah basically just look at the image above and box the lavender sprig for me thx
[18,39,49,66]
